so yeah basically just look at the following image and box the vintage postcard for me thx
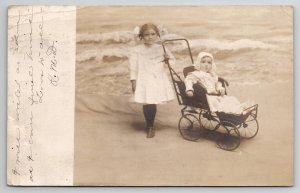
[7,5,293,186]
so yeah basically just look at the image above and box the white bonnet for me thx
[194,52,216,72]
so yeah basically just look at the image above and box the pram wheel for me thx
[239,114,259,139]
[178,114,202,141]
[216,121,240,151]
[199,110,219,131]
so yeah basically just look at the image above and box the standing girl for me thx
[129,23,175,138]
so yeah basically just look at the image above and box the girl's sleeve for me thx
[184,73,198,92]
[166,48,176,66]
[129,48,138,80]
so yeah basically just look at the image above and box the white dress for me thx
[185,71,218,94]
[129,44,175,104]
[185,71,250,114]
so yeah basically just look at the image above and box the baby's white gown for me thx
[185,71,252,115]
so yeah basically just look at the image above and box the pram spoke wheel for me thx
[239,114,259,139]
[199,110,219,131]
[178,114,202,141]
[217,121,240,151]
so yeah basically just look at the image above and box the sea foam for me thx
[77,31,278,64]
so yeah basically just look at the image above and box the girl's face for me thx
[200,56,213,72]
[142,28,158,45]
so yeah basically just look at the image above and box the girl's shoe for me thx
[146,127,155,138]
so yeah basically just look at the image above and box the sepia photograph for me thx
[74,6,293,186]
[6,4,293,187]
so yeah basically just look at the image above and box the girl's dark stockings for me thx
[143,104,157,127]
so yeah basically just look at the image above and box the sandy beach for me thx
[74,6,293,186]
[74,81,293,186]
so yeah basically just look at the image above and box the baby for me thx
[184,52,253,115]
[185,52,225,97]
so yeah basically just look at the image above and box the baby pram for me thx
[162,39,259,151]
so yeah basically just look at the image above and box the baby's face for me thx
[142,28,158,45]
[200,56,213,72]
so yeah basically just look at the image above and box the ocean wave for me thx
[231,80,261,86]
[168,38,279,54]
[76,48,129,63]
[77,31,137,44]
[78,30,278,48]
[77,25,182,44]
[231,79,291,86]
[77,31,186,45]
[77,32,279,64]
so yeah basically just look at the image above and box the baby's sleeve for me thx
[184,73,197,92]
[129,48,138,80]
[212,72,219,83]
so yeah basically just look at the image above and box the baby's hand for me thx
[218,87,226,95]
[186,90,194,97]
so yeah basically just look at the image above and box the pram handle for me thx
[161,39,195,105]
[162,39,194,64]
